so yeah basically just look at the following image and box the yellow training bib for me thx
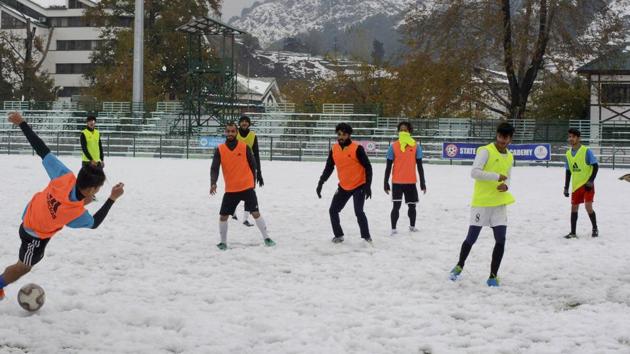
[237,130,256,149]
[566,145,593,192]
[81,128,101,162]
[471,143,515,207]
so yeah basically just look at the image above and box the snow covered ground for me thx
[1,155,630,353]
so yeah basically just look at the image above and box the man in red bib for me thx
[210,122,275,250]
[0,112,125,301]
[317,123,373,244]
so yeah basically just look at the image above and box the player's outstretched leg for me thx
[488,226,506,287]
[0,262,32,300]
[450,226,482,281]
[251,211,275,247]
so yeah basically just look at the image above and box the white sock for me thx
[243,211,249,222]
[219,220,228,244]
[254,216,269,239]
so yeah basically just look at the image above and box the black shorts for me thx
[18,224,50,267]
[220,189,259,216]
[392,184,419,204]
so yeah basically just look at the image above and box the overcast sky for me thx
[221,0,258,20]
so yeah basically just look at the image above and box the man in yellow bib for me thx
[449,122,515,287]
[563,128,599,239]
[234,115,263,227]
[80,115,104,168]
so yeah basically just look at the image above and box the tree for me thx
[529,76,589,120]
[84,0,220,103]
[402,0,628,119]
[0,18,56,101]
[371,40,384,65]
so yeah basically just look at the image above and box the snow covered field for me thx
[1,155,630,353]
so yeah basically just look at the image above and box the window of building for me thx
[1,11,26,29]
[69,0,86,9]
[117,17,133,27]
[50,16,96,27]
[56,63,94,74]
[57,40,103,51]
[601,83,630,104]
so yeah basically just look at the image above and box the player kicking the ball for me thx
[210,122,275,250]
[0,112,124,301]
[449,122,516,287]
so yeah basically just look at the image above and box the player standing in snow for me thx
[384,121,427,235]
[316,123,373,244]
[210,122,275,250]
[563,128,599,238]
[233,115,264,227]
[449,122,515,287]
[0,112,124,301]
[80,115,104,168]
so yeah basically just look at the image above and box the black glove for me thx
[316,181,323,199]
[584,181,593,191]
[420,183,426,192]
[384,182,390,193]
[364,185,372,200]
[563,187,569,197]
[257,172,264,187]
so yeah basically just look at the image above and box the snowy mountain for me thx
[247,50,364,81]
[228,0,417,49]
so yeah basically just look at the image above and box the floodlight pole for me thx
[132,0,144,111]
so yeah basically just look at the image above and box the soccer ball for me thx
[17,283,45,312]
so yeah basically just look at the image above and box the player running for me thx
[449,122,515,287]
[210,122,275,250]
[316,123,373,244]
[384,121,427,235]
[563,128,599,238]
[0,112,124,301]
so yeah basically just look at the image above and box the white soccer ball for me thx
[17,283,46,312]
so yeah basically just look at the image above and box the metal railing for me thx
[2,131,629,169]
[1,105,630,168]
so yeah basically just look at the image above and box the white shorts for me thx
[470,206,508,227]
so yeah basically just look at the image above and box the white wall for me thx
[590,74,630,124]
[588,74,630,144]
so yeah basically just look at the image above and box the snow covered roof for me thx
[578,44,630,74]
[23,0,99,9]
[236,76,276,96]
[27,0,68,7]
[0,2,47,27]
